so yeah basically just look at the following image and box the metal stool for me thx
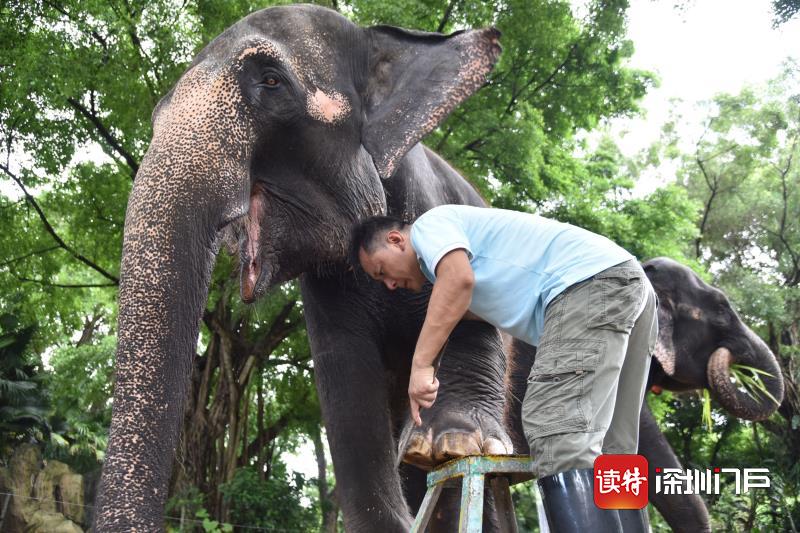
[411,455,536,533]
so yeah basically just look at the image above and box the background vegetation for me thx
[1,0,798,530]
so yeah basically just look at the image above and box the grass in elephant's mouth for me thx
[701,365,780,429]
[702,389,713,430]
[700,363,780,431]
[729,364,781,406]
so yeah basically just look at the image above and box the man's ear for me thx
[386,229,404,245]
[362,25,501,179]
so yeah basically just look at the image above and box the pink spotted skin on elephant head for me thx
[97,4,503,531]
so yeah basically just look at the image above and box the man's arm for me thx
[409,248,474,425]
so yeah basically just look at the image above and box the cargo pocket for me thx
[587,267,645,333]
[521,340,603,441]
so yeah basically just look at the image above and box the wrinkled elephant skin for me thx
[96,5,507,531]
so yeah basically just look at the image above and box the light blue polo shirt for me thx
[410,205,634,346]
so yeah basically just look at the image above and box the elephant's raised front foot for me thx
[399,406,513,470]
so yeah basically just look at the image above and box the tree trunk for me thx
[167,288,303,523]
[313,429,339,533]
[240,386,251,468]
[257,371,267,481]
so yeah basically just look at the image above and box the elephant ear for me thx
[362,25,501,179]
[644,261,677,376]
[654,302,677,376]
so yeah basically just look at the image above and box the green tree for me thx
[773,0,800,26]
[1,0,689,529]
[218,465,317,531]
[544,135,699,261]
[44,335,116,471]
[651,61,800,530]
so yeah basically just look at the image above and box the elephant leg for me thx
[400,321,513,469]
[638,401,711,533]
[302,277,413,531]
[397,321,509,532]
[401,462,427,513]
[313,342,412,532]
[504,337,536,454]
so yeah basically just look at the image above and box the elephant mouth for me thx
[240,184,269,303]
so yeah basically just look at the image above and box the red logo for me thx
[593,454,649,509]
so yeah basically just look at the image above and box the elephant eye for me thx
[259,73,281,90]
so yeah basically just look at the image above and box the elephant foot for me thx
[399,407,513,470]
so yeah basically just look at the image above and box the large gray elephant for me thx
[506,257,785,532]
[96,5,510,531]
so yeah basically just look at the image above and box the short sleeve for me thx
[410,207,473,280]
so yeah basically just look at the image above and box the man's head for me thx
[349,216,428,292]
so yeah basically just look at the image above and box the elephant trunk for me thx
[94,60,253,529]
[707,330,784,421]
[95,144,249,530]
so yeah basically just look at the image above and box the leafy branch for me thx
[66,96,140,177]
[0,162,120,284]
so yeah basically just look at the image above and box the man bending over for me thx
[349,205,657,532]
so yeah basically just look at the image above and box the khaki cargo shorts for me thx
[521,258,658,478]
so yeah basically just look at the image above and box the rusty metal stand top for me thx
[410,455,536,533]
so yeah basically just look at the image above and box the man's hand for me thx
[409,363,439,426]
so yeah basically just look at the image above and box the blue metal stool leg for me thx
[410,483,443,532]
[459,473,485,532]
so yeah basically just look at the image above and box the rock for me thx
[3,444,43,532]
[34,460,85,525]
[28,509,83,533]
[0,446,85,532]
[59,474,85,525]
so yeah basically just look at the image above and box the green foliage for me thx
[772,0,800,26]
[656,64,800,529]
[166,486,234,532]
[7,0,785,529]
[510,482,541,532]
[0,315,49,458]
[44,336,115,470]
[729,364,782,408]
[544,136,699,260]
[219,466,317,532]
[195,508,234,533]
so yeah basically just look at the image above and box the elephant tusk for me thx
[707,346,780,421]
[707,346,733,377]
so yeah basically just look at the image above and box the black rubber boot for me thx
[538,467,623,533]
[618,507,649,533]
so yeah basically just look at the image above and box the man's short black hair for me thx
[348,215,407,269]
